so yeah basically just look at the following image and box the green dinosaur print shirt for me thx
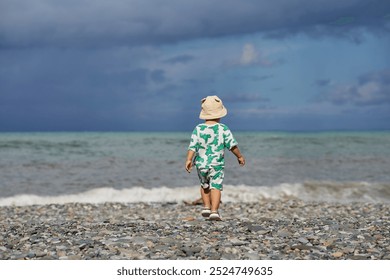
[188,123,238,169]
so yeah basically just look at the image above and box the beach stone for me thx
[298,237,309,244]
[246,224,266,232]
[13,254,28,260]
[182,246,202,257]
[244,252,260,260]
[291,244,314,251]
[332,252,343,258]
[277,229,292,238]
[221,253,237,260]
[257,230,271,235]
[342,247,355,254]
[56,245,68,251]
[79,243,88,250]
[350,255,369,260]
[20,236,30,242]
[323,239,336,247]
[50,238,61,244]
[35,251,47,258]
[68,255,82,260]
[26,252,36,258]
[118,248,144,259]
[229,238,247,246]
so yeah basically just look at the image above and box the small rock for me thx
[332,252,343,258]
[291,244,314,251]
[342,247,355,254]
[247,224,265,232]
[50,238,61,244]
[350,255,369,260]
[277,229,292,238]
[221,253,237,260]
[20,236,30,242]
[323,239,335,247]
[230,238,247,246]
[298,237,309,244]
[182,246,202,256]
[35,251,47,258]
[26,252,36,258]
[68,255,81,260]
[56,245,68,251]
[244,252,260,260]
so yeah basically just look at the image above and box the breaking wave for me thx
[0,181,389,206]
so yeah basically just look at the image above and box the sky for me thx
[0,0,390,132]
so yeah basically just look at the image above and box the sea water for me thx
[0,131,389,205]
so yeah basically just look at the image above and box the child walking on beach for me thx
[185,95,245,221]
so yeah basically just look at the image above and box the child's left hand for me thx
[238,156,245,166]
[185,160,193,173]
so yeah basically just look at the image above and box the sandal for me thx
[209,211,222,221]
[201,207,211,217]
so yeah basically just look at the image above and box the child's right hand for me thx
[237,156,245,166]
[185,160,193,173]
[185,150,195,173]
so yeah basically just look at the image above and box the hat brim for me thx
[199,107,227,120]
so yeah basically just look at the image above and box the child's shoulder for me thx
[218,123,230,131]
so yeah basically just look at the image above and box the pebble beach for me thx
[1,200,389,260]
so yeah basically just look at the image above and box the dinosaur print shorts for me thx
[196,166,224,191]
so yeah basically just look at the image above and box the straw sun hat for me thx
[199,95,228,120]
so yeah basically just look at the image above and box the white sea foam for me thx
[0,182,388,206]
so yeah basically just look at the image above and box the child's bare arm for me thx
[231,146,245,166]
[185,150,195,173]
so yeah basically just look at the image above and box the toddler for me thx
[185,95,245,221]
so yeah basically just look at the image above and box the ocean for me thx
[0,131,389,206]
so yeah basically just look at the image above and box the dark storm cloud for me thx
[317,69,390,106]
[0,45,172,131]
[1,0,390,132]
[1,0,389,48]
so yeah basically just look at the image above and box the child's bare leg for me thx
[200,187,211,208]
[210,189,221,212]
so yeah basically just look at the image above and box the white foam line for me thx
[0,183,387,206]
[0,185,304,207]
[0,187,199,207]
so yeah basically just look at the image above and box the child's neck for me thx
[205,118,221,125]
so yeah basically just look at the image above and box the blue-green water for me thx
[0,131,389,205]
